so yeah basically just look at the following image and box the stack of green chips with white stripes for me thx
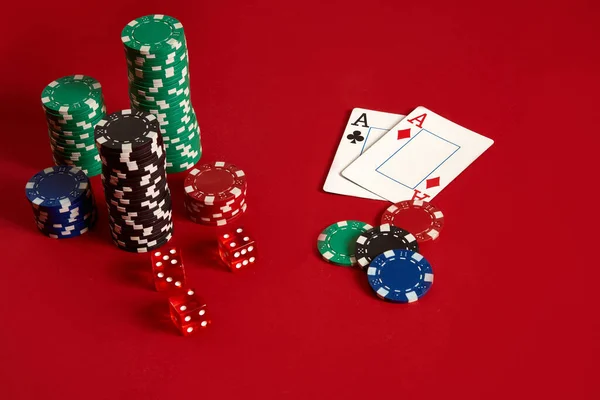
[41,75,105,177]
[121,14,202,174]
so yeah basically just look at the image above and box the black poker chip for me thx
[112,230,174,253]
[108,195,172,213]
[105,181,169,203]
[101,151,166,173]
[106,193,172,219]
[103,167,166,186]
[111,213,173,234]
[100,141,165,164]
[95,109,161,152]
[355,223,420,270]
[99,135,165,157]
[99,140,165,164]
[109,214,172,231]
[110,225,174,246]
[106,188,171,210]
[107,184,168,203]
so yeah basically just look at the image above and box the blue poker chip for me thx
[31,196,96,218]
[367,249,434,303]
[34,211,96,237]
[25,166,90,208]
[36,224,91,239]
[35,210,97,230]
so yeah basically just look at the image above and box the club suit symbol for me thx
[347,130,364,144]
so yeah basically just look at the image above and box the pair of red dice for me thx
[151,247,210,336]
[150,227,257,336]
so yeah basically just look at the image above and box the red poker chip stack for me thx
[184,161,248,226]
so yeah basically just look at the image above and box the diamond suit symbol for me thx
[426,177,440,189]
[397,129,411,140]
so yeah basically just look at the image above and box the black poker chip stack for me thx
[94,109,174,252]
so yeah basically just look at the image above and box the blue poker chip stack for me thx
[25,166,97,239]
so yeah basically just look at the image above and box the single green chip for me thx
[129,84,190,101]
[129,93,191,112]
[164,134,200,152]
[317,220,374,266]
[121,15,185,55]
[126,56,188,77]
[49,131,96,145]
[166,150,201,172]
[41,75,103,115]
[125,46,188,67]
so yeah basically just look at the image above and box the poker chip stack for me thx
[95,109,174,253]
[121,14,201,174]
[25,166,97,239]
[41,75,106,177]
[184,162,248,226]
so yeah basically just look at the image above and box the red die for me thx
[168,288,210,336]
[218,227,257,271]
[151,247,186,291]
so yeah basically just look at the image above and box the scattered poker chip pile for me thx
[317,199,444,303]
[95,109,174,253]
[122,14,201,173]
[184,162,248,226]
[41,75,106,177]
[25,166,97,239]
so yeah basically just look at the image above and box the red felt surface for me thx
[1,1,598,398]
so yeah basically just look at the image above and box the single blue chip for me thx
[34,209,95,225]
[31,197,96,219]
[35,211,97,231]
[36,224,92,239]
[367,249,434,303]
[25,166,89,208]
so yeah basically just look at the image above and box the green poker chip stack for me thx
[121,14,202,174]
[41,75,105,177]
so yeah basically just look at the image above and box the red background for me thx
[1,1,598,398]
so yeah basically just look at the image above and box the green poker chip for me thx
[317,220,374,266]
[129,85,190,102]
[129,86,191,105]
[125,48,188,68]
[121,15,185,55]
[41,75,103,115]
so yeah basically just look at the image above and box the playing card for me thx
[323,108,405,200]
[342,106,494,202]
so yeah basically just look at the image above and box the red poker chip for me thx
[185,199,246,220]
[184,162,247,205]
[185,190,246,212]
[380,200,445,243]
[187,203,247,226]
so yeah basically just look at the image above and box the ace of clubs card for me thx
[323,108,405,200]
